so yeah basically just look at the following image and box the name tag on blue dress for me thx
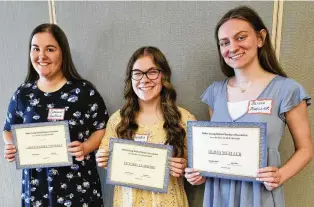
[248,99,273,114]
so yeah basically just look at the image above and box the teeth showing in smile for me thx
[140,87,153,91]
[230,53,244,60]
[38,62,49,66]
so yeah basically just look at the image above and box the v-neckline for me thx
[224,75,278,122]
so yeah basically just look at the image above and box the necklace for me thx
[235,81,252,93]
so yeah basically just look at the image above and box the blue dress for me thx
[201,75,311,207]
[4,80,109,207]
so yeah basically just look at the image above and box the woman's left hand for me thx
[169,157,187,177]
[68,141,85,161]
[257,166,282,191]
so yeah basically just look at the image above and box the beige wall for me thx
[0,1,313,207]
[279,2,314,207]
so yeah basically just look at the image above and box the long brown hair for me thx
[215,6,287,77]
[25,23,92,84]
[116,46,186,157]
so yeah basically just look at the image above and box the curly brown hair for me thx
[116,46,186,157]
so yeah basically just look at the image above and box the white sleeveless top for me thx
[227,100,249,120]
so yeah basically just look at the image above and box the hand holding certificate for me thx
[187,121,267,182]
[11,121,73,169]
[106,138,172,193]
[3,143,16,162]
[169,157,187,177]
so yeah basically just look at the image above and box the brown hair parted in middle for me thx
[25,23,85,83]
[25,23,96,89]
[215,5,287,78]
[116,46,186,157]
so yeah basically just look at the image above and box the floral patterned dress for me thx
[4,80,109,207]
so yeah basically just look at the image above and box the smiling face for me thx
[131,55,163,103]
[218,18,264,70]
[30,32,63,80]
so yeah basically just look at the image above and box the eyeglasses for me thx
[131,68,162,81]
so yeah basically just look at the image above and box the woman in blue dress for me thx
[3,24,108,207]
[185,6,313,207]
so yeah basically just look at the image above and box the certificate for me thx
[11,121,72,169]
[187,121,267,182]
[106,138,173,193]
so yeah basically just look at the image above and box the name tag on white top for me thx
[134,134,148,142]
[248,99,273,114]
[47,108,65,120]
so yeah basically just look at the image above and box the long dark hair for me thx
[25,23,87,83]
[215,6,287,77]
[116,46,186,157]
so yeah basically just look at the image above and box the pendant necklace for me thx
[236,81,252,93]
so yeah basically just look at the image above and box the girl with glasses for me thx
[96,46,195,207]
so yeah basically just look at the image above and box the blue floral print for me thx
[4,80,109,207]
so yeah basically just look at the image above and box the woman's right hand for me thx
[4,144,16,162]
[96,147,109,168]
[185,168,206,185]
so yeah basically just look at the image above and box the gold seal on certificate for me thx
[106,138,172,193]
[11,121,72,169]
[187,121,267,182]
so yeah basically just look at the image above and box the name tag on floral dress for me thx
[47,108,65,120]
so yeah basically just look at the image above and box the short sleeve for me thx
[3,89,23,131]
[85,86,109,133]
[279,78,311,121]
[201,82,217,109]
[100,110,120,149]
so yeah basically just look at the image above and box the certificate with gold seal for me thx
[187,121,267,182]
[106,138,173,193]
[11,121,72,169]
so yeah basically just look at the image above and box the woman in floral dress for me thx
[3,23,108,207]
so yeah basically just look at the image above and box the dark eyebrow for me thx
[31,44,57,48]
[132,67,158,71]
[46,45,57,48]
[219,31,249,41]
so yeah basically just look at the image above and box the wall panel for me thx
[0,2,49,206]
[55,2,273,206]
[279,2,314,207]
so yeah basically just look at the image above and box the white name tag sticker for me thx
[48,109,65,120]
[248,99,273,114]
[134,134,148,142]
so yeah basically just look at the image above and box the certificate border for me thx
[187,121,267,182]
[106,138,173,193]
[11,121,73,169]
